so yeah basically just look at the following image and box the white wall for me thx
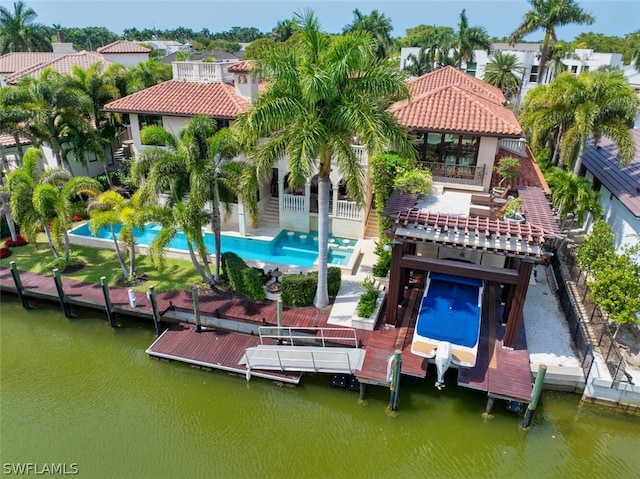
[101,53,149,68]
[477,136,499,191]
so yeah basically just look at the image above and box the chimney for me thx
[56,29,65,43]
[52,43,75,58]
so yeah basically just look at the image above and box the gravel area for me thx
[523,265,582,368]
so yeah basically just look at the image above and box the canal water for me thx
[1,295,639,479]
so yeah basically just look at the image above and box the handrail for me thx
[258,326,359,348]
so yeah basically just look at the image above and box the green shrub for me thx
[372,247,391,277]
[393,168,432,197]
[327,267,342,297]
[281,273,316,306]
[221,252,265,301]
[357,277,379,318]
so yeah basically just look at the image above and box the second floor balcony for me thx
[420,162,486,187]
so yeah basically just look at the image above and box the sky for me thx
[23,0,640,41]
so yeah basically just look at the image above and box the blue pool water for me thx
[417,273,483,348]
[70,223,355,268]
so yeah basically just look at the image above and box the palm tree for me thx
[343,9,394,60]
[557,71,639,174]
[235,10,414,308]
[445,9,491,68]
[483,52,525,100]
[7,148,101,263]
[508,0,594,82]
[270,18,299,42]
[126,60,172,94]
[632,42,640,71]
[0,1,51,54]
[134,116,257,286]
[1,68,93,170]
[0,182,18,241]
[547,167,602,229]
[88,190,150,282]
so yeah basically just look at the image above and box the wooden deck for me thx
[1,266,533,403]
[147,324,303,385]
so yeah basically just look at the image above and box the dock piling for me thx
[9,261,29,310]
[52,268,71,318]
[191,285,201,333]
[522,364,547,428]
[100,276,116,328]
[388,350,402,411]
[148,285,162,336]
[276,298,283,344]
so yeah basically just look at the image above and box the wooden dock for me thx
[1,265,533,403]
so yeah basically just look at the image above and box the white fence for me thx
[282,193,306,212]
[335,200,363,220]
[499,138,527,157]
[171,61,236,83]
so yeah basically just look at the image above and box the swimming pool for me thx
[69,222,356,268]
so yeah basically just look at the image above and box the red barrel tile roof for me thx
[390,66,522,137]
[103,80,251,118]
[0,52,55,74]
[97,40,151,54]
[4,52,111,84]
[227,60,252,73]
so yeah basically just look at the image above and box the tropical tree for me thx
[88,189,150,282]
[134,116,257,286]
[126,60,172,94]
[343,9,394,60]
[270,18,299,42]
[438,9,491,68]
[632,41,640,71]
[403,26,453,75]
[61,63,127,182]
[235,10,414,308]
[483,52,525,100]
[576,220,616,275]
[0,1,51,54]
[546,167,603,229]
[0,182,18,241]
[508,0,595,82]
[0,68,93,170]
[7,148,102,264]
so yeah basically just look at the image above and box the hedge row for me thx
[221,252,265,301]
[280,267,342,307]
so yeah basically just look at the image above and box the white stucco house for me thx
[103,62,525,240]
[400,44,624,105]
[582,129,640,251]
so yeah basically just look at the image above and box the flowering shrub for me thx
[4,235,27,248]
[72,215,84,222]
[0,247,11,258]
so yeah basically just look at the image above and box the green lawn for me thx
[0,235,203,293]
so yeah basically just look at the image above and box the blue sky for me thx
[26,0,639,40]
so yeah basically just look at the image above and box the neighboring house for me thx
[104,62,535,240]
[400,44,624,105]
[0,51,55,85]
[623,65,640,128]
[582,129,640,251]
[96,40,150,67]
[134,40,193,56]
[0,133,31,171]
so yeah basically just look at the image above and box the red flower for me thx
[72,215,84,222]
[4,235,27,248]
[0,247,11,259]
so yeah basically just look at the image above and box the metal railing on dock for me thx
[258,326,359,348]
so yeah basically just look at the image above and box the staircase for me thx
[364,209,379,239]
[261,197,280,227]
[112,140,133,163]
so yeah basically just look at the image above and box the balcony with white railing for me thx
[335,200,363,220]
[282,193,307,213]
[351,144,367,163]
[171,61,236,83]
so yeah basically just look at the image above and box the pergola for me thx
[383,188,561,349]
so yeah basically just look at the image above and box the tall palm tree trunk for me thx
[110,226,129,278]
[43,225,61,259]
[4,211,18,241]
[550,126,563,166]
[572,137,587,175]
[63,231,70,262]
[128,244,136,280]
[314,165,331,308]
[211,193,222,283]
[187,242,210,285]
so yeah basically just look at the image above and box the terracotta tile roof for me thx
[390,208,550,259]
[0,52,55,74]
[0,133,31,148]
[390,66,522,137]
[97,40,151,54]
[103,80,250,118]
[582,129,640,217]
[227,60,252,73]
[382,189,419,217]
[4,52,111,84]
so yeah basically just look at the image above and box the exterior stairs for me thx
[364,209,379,239]
[261,197,280,227]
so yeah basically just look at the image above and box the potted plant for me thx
[493,156,521,196]
[503,197,525,222]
